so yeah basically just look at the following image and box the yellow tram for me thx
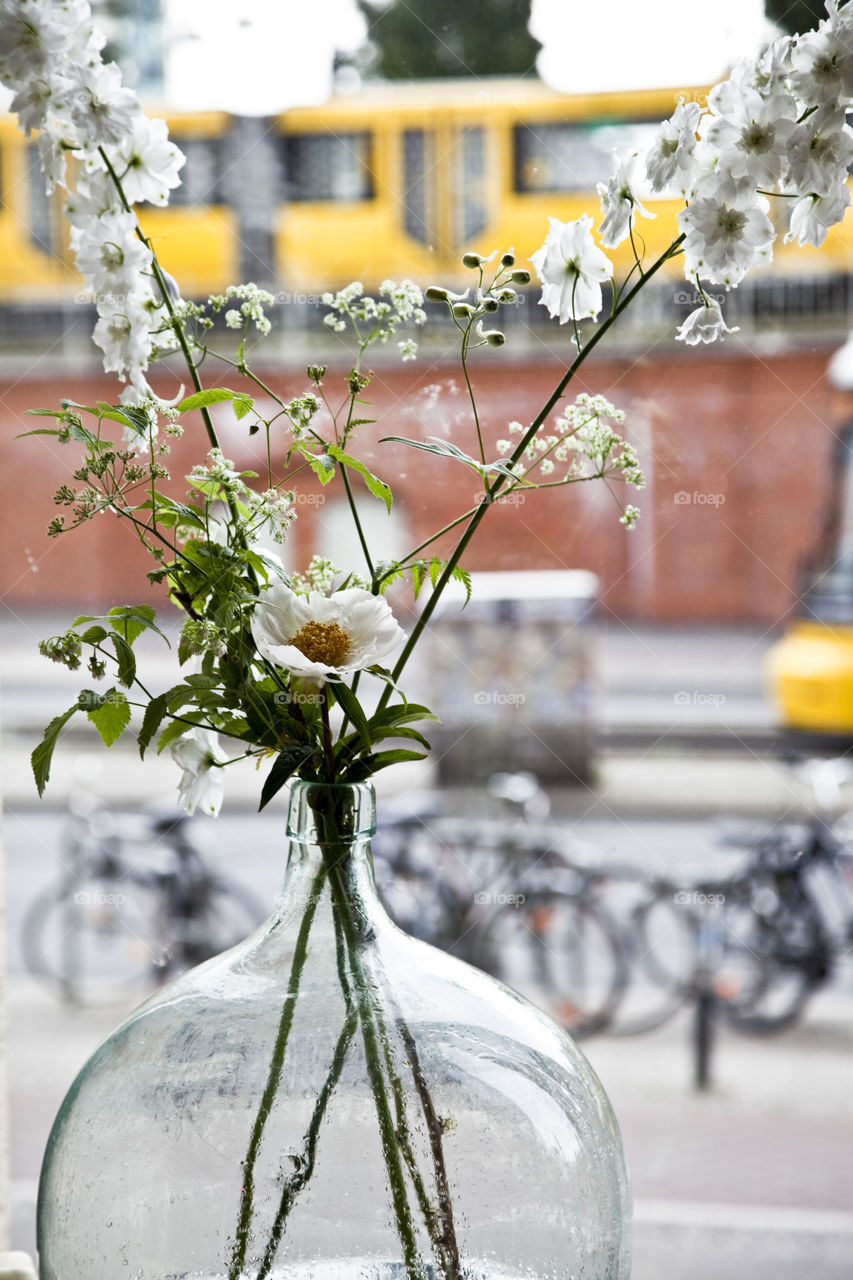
[4,77,853,300]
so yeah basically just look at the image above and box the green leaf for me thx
[452,564,473,606]
[31,703,81,797]
[369,702,439,730]
[86,688,131,747]
[306,452,336,485]
[232,395,254,420]
[330,681,371,751]
[157,717,196,753]
[78,625,108,645]
[138,693,169,758]
[109,632,136,687]
[345,748,428,781]
[109,605,160,645]
[177,388,245,412]
[381,434,520,483]
[327,446,392,512]
[259,744,315,811]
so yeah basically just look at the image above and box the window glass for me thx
[281,132,373,202]
[514,120,664,199]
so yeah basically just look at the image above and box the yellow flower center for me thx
[290,620,351,667]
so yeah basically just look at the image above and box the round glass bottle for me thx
[38,780,631,1279]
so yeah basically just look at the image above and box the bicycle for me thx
[372,775,629,1036]
[22,796,266,1005]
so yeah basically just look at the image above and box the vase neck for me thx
[280,781,385,939]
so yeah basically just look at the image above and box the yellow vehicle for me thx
[767,394,853,748]
[4,78,853,302]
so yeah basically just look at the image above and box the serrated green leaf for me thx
[110,632,136,687]
[306,452,336,484]
[233,395,254,420]
[78,625,108,645]
[327,445,392,512]
[31,703,81,796]
[108,604,161,645]
[177,388,242,412]
[138,692,169,758]
[259,744,315,811]
[87,688,131,747]
[452,564,473,606]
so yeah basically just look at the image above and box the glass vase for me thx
[37,780,631,1279]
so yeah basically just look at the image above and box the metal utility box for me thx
[419,569,599,785]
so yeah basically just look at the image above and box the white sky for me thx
[164,0,780,113]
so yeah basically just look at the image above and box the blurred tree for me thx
[354,0,541,79]
[94,0,164,95]
[764,0,824,35]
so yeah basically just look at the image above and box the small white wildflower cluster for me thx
[531,2,853,342]
[283,393,322,440]
[209,284,276,337]
[0,0,185,393]
[289,556,369,597]
[505,395,644,502]
[180,618,228,659]
[185,450,296,547]
[245,489,297,544]
[322,280,426,358]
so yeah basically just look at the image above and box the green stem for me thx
[375,233,685,715]
[227,864,327,1280]
[312,801,425,1280]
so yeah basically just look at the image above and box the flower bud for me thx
[484,330,506,347]
[452,303,475,318]
[511,269,531,285]
[496,289,517,304]
[306,364,326,382]
[501,251,516,267]
[425,286,449,302]
[462,252,484,269]
[481,297,499,313]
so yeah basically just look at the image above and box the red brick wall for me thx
[0,343,837,623]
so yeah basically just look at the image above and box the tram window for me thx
[169,136,227,205]
[403,129,432,244]
[27,142,53,252]
[281,132,373,202]
[514,120,661,196]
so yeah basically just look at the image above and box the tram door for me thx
[400,119,492,270]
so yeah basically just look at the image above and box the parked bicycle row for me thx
[20,767,853,1051]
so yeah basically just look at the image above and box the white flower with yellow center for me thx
[252,582,406,683]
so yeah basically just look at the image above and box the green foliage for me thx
[355,0,541,79]
[764,0,823,36]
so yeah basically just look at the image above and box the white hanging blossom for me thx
[645,97,703,195]
[530,215,613,324]
[597,150,655,248]
[0,0,186,386]
[676,299,740,345]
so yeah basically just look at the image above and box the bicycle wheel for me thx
[717,872,831,1035]
[609,881,696,1035]
[21,872,170,1006]
[475,890,628,1037]
[162,873,267,973]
